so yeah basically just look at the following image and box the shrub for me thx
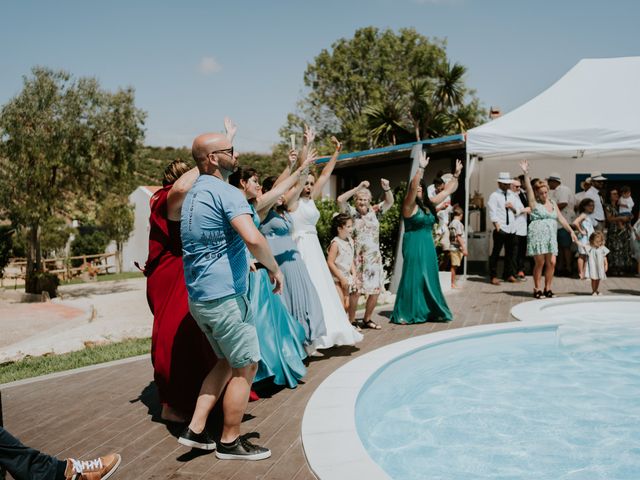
[316,198,340,255]
[70,225,109,267]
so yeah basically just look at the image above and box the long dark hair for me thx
[577,197,594,214]
[228,166,258,188]
[416,180,437,217]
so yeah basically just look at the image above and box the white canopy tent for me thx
[467,56,640,159]
[463,56,640,275]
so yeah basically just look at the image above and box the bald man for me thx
[179,132,283,460]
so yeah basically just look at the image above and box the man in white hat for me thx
[584,172,607,231]
[487,172,520,284]
[547,173,575,275]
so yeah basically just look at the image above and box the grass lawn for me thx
[61,271,144,285]
[0,337,151,384]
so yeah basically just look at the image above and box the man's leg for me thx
[0,426,65,480]
[503,233,517,280]
[187,360,232,435]
[489,230,506,282]
[220,363,258,444]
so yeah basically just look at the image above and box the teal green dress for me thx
[390,208,452,324]
[527,201,558,256]
[247,206,307,388]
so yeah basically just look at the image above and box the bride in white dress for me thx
[289,131,363,350]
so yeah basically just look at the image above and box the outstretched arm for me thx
[430,160,463,205]
[286,147,317,212]
[273,148,298,187]
[337,180,370,212]
[519,160,537,207]
[256,151,314,220]
[378,178,394,213]
[311,136,342,200]
[556,206,578,243]
[402,151,429,218]
[167,166,199,221]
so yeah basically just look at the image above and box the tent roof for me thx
[467,56,640,158]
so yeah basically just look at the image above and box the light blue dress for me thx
[247,206,307,388]
[260,209,326,344]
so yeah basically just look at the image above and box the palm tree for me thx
[407,79,433,141]
[433,62,467,111]
[363,99,407,146]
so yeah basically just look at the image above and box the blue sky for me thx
[1,0,638,153]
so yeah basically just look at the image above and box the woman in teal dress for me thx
[229,151,314,388]
[520,160,577,299]
[391,152,463,324]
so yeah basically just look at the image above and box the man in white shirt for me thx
[584,172,607,231]
[547,173,575,276]
[487,172,520,285]
[510,179,530,280]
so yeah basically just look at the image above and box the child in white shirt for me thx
[619,186,634,218]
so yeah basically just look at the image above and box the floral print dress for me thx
[349,205,385,295]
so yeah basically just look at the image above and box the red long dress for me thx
[145,185,216,414]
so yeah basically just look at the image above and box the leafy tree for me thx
[0,67,145,293]
[0,225,14,276]
[278,27,485,152]
[97,196,134,273]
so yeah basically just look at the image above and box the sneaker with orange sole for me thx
[64,453,121,480]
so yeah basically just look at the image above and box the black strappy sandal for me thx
[533,289,543,299]
[543,290,554,298]
[363,319,382,330]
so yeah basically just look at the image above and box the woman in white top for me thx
[289,128,363,350]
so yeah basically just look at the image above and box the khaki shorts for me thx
[189,293,261,369]
[450,250,464,267]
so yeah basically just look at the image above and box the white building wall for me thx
[118,187,154,272]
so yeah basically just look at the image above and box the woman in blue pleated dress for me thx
[229,151,314,388]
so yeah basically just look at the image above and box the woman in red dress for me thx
[145,160,217,422]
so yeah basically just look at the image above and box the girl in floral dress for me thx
[337,178,394,329]
[326,213,359,327]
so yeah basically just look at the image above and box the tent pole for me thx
[463,151,471,279]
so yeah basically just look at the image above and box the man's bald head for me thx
[192,133,232,168]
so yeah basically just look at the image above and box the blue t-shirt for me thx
[181,175,253,301]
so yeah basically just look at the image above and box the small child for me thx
[327,213,360,329]
[619,186,634,218]
[573,198,596,280]
[584,231,609,296]
[448,206,468,288]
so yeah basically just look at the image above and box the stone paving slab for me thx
[1,276,638,479]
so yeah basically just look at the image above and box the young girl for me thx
[327,213,360,329]
[584,231,609,296]
[573,198,596,279]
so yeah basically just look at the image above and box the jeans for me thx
[0,427,65,480]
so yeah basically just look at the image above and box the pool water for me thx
[356,308,640,479]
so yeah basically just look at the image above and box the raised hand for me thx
[520,159,529,174]
[224,117,238,141]
[418,151,430,169]
[288,149,298,167]
[380,178,390,190]
[454,159,463,176]
[304,124,316,145]
[330,135,342,152]
[359,180,370,189]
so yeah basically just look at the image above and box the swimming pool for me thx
[302,296,640,479]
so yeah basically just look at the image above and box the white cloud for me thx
[198,56,222,75]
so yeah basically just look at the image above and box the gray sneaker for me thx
[215,437,271,461]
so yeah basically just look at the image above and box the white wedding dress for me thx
[290,198,363,349]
